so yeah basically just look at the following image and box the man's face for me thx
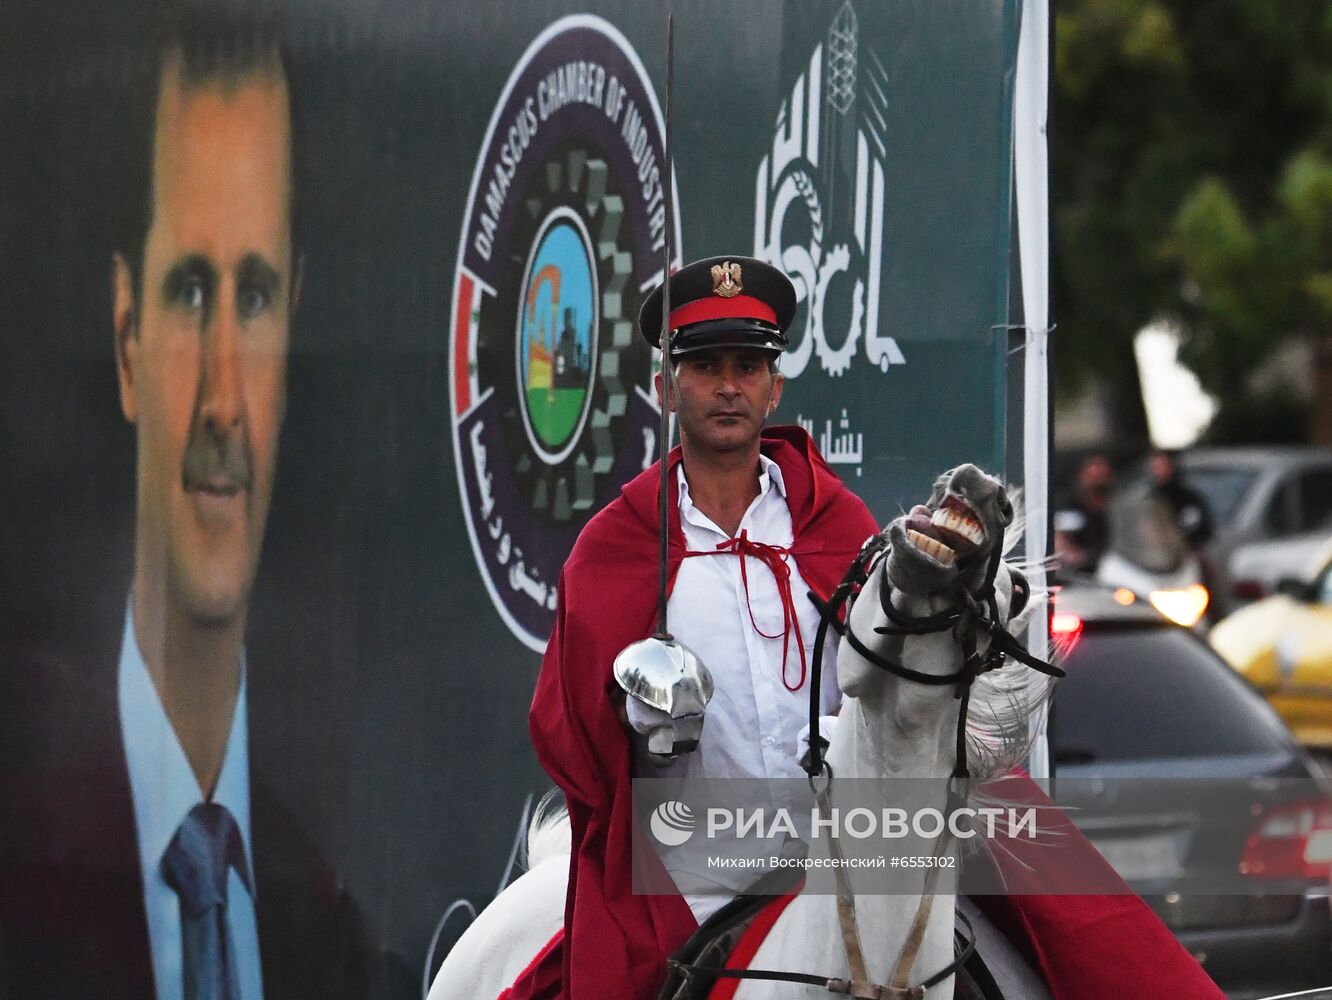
[114,56,294,626]
[1079,456,1113,504]
[658,346,783,454]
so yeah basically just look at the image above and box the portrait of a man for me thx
[0,7,362,998]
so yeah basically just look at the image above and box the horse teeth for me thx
[930,508,983,546]
[907,528,956,566]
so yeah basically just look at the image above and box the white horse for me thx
[430,464,1052,1000]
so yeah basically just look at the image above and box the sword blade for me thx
[655,8,675,638]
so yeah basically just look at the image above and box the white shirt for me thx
[118,606,264,1000]
[637,456,839,921]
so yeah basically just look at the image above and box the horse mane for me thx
[962,491,1059,782]
[523,788,572,870]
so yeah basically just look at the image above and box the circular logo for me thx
[451,16,679,650]
[649,801,696,847]
[515,208,598,464]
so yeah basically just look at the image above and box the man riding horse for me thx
[520,256,1222,1000]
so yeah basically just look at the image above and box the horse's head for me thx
[840,464,1017,705]
[834,463,1049,782]
[884,463,1014,600]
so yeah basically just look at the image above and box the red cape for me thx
[523,426,1221,1000]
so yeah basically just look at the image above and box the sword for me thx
[612,9,713,764]
[655,9,675,641]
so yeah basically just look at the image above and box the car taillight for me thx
[1239,798,1332,879]
[1050,611,1083,654]
[1230,579,1266,602]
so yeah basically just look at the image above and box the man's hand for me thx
[797,714,840,772]
[614,689,707,764]
[625,696,676,735]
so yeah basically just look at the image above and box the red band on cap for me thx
[668,294,777,330]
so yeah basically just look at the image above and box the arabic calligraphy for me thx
[471,420,559,612]
[471,422,495,520]
[798,408,863,474]
[508,549,558,611]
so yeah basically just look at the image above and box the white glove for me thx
[796,714,840,768]
[626,695,706,763]
[626,694,675,735]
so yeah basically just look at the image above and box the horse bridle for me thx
[806,524,1064,782]
[669,519,1063,999]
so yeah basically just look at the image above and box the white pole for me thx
[1015,0,1052,780]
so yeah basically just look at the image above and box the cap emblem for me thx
[710,261,743,298]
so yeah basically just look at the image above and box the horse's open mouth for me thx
[904,495,985,568]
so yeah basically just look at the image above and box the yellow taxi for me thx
[1211,538,1332,747]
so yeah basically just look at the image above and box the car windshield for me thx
[1182,466,1258,528]
[1106,488,1188,574]
[1051,626,1291,762]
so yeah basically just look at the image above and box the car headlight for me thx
[1149,585,1210,628]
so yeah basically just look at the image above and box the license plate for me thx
[1089,832,1184,881]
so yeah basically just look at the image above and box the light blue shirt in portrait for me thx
[118,606,264,1000]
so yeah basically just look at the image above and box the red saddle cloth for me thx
[702,889,801,1000]
[498,930,564,1000]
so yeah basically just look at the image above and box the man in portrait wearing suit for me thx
[0,7,364,998]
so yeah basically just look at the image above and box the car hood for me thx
[1211,596,1304,674]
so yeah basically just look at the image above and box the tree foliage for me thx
[1053,0,1332,442]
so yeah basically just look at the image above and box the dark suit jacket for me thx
[0,640,369,1000]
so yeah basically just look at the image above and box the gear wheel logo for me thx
[451,16,679,650]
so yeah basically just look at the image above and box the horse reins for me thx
[670,517,1063,998]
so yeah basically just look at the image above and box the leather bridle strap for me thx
[816,773,871,989]
[841,625,968,687]
[888,784,968,990]
[805,533,890,779]
[825,525,1064,781]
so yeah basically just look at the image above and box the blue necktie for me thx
[161,802,253,1000]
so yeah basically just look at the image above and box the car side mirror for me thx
[1275,577,1316,602]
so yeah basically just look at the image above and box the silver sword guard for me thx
[614,635,714,765]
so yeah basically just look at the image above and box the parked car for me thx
[1227,532,1332,606]
[1212,546,1332,750]
[1049,578,1332,999]
[1167,448,1332,618]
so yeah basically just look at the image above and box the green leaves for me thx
[1054,0,1332,441]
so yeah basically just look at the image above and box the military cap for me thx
[638,255,796,357]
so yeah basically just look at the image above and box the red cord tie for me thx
[683,529,808,691]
